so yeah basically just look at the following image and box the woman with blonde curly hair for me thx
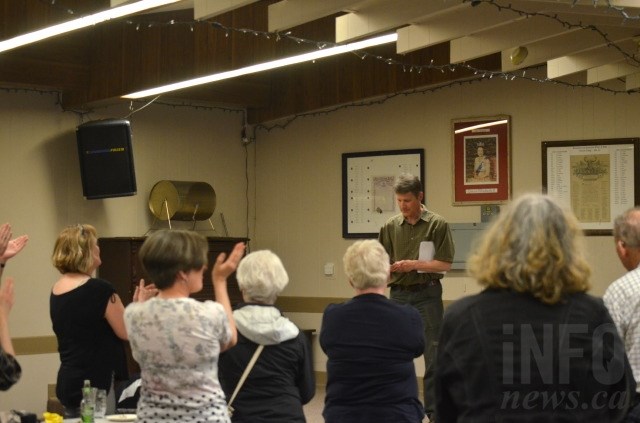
[435,193,636,422]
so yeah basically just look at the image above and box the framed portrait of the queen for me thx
[452,116,511,205]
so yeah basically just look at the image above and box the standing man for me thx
[378,174,455,422]
[604,207,640,420]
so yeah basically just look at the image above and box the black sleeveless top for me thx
[50,278,126,408]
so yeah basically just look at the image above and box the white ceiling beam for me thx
[450,16,570,64]
[587,61,640,84]
[397,4,520,54]
[336,0,464,43]
[612,0,640,6]
[268,0,371,32]
[193,0,258,20]
[514,0,640,7]
[112,0,192,12]
[397,0,640,55]
[626,72,640,90]
[501,26,640,71]
[547,39,638,78]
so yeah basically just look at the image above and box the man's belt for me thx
[391,279,441,291]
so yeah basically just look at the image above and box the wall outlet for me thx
[323,262,334,276]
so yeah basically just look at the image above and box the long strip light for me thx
[122,32,399,99]
[454,119,508,134]
[0,0,182,54]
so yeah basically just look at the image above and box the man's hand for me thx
[390,260,415,273]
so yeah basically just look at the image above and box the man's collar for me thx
[399,206,428,225]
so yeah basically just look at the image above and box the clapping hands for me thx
[212,242,245,284]
[0,223,28,263]
[133,279,158,303]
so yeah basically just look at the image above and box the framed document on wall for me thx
[342,149,424,238]
[542,138,640,235]
[452,116,511,205]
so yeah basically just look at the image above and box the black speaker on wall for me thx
[76,119,137,200]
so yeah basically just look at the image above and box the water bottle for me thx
[80,379,94,423]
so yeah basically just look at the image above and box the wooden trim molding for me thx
[12,299,452,355]
[276,296,453,313]
[13,336,58,355]
[275,296,348,313]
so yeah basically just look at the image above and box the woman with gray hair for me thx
[320,239,425,423]
[219,250,315,422]
[435,193,636,422]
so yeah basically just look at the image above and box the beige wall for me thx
[0,90,246,411]
[252,76,631,375]
[0,75,634,412]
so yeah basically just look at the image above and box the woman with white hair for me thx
[320,239,425,423]
[219,250,315,422]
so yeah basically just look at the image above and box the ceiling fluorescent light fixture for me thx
[122,32,399,99]
[0,0,181,54]
[454,119,508,134]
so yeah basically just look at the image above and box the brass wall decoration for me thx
[148,180,217,230]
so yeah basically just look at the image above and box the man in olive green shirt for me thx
[378,174,454,422]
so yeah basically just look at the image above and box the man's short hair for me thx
[393,173,423,197]
[614,207,640,248]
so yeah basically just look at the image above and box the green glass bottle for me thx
[80,379,94,423]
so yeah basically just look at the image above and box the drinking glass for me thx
[94,389,107,419]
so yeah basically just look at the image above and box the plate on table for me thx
[105,415,137,422]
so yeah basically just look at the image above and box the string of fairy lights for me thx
[8,0,639,134]
[468,0,640,67]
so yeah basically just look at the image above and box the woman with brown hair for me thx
[435,193,636,422]
[124,230,244,422]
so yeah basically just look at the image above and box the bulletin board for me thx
[342,149,424,238]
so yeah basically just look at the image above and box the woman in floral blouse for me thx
[125,230,244,422]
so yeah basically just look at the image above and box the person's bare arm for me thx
[0,278,16,356]
[104,293,128,340]
[211,242,245,352]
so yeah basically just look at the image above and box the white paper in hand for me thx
[418,241,446,274]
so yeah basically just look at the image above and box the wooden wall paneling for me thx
[337,53,359,105]
[0,31,91,94]
[161,22,197,82]
[127,21,165,88]
[228,0,272,67]
[0,0,108,37]
[90,23,125,101]
[194,21,224,74]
